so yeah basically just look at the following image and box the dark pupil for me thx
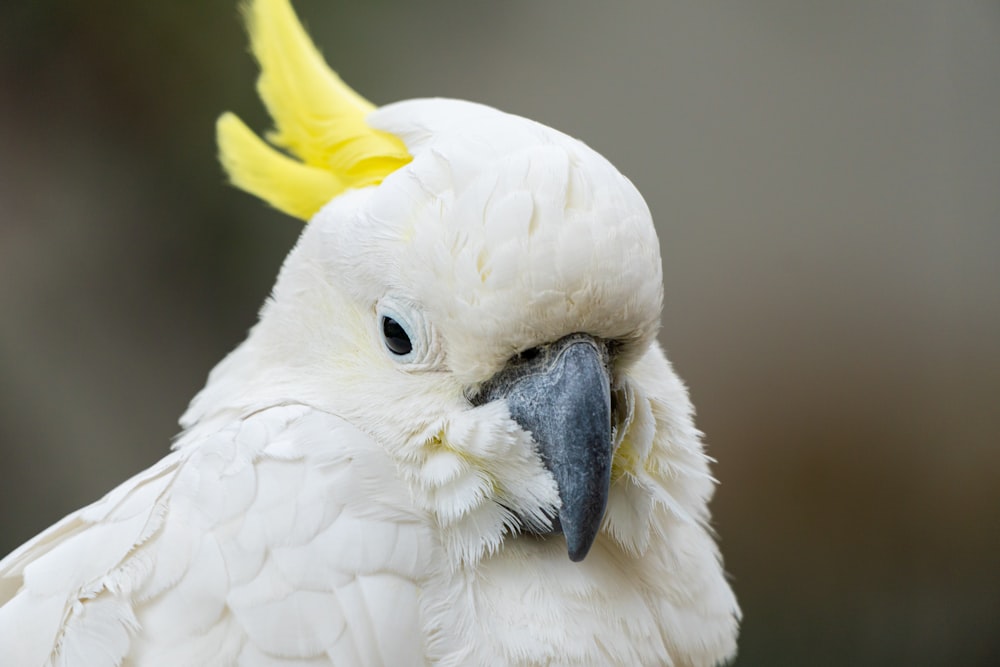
[382,317,413,355]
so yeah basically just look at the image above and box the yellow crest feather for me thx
[217,0,411,220]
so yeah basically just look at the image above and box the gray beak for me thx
[471,334,612,562]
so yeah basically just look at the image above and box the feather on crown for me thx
[216,0,411,221]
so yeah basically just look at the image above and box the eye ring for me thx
[381,315,413,356]
[375,297,442,369]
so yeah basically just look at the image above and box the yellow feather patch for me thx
[217,0,411,221]
[216,113,343,221]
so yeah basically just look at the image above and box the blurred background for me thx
[1,1,998,664]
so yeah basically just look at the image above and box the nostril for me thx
[518,346,542,362]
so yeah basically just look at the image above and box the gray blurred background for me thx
[2,1,998,665]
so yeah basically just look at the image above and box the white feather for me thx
[0,406,434,666]
[53,596,139,667]
[3,95,739,666]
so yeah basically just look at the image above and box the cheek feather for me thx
[380,401,560,569]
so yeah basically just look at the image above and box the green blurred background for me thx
[1,1,998,664]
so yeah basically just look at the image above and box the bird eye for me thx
[381,316,413,356]
[376,297,441,369]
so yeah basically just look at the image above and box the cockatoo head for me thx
[265,98,664,565]
[188,0,717,578]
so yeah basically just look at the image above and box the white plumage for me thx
[1,406,431,665]
[0,1,740,664]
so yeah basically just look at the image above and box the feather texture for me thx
[2,0,740,663]
[216,0,410,220]
[0,406,435,666]
[217,113,343,222]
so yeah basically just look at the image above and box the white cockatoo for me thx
[0,0,740,664]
